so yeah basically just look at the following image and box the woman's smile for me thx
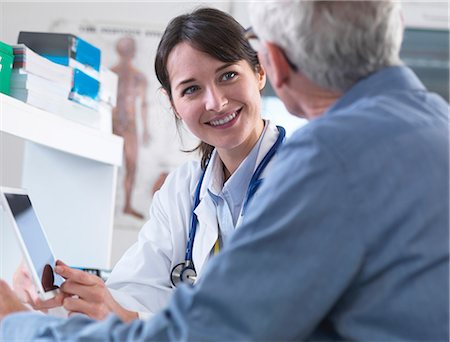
[207,108,242,128]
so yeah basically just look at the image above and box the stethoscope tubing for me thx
[184,169,207,263]
[171,125,286,287]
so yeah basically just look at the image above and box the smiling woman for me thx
[154,7,267,171]
[11,7,286,322]
[166,43,266,176]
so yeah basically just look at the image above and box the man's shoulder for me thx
[290,90,448,149]
[284,89,448,178]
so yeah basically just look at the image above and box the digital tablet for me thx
[0,187,64,300]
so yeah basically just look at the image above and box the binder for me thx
[10,87,101,130]
[71,68,99,100]
[10,70,72,99]
[13,44,73,86]
[68,69,100,110]
[17,31,101,76]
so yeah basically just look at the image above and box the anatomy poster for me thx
[50,20,198,230]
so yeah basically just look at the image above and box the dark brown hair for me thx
[155,7,260,170]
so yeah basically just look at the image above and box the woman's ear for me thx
[173,110,182,120]
[256,64,267,91]
[170,100,182,120]
[265,42,292,89]
[161,88,182,120]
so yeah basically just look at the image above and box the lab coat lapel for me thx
[235,121,281,228]
[192,196,218,277]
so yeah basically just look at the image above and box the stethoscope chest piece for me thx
[171,262,197,287]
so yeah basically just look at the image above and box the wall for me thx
[1,1,233,268]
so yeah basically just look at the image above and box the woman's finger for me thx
[55,265,97,286]
[60,279,103,300]
[63,296,109,320]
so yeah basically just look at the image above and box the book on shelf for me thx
[18,31,101,80]
[10,70,71,99]
[69,91,99,111]
[10,87,102,130]
[13,44,73,86]
[13,45,101,111]
[11,33,114,133]
[71,68,100,99]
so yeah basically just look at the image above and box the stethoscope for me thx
[170,126,286,287]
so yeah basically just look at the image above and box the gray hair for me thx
[249,0,404,91]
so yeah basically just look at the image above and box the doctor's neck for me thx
[217,119,265,182]
[223,165,232,182]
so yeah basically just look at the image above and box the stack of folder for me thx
[0,41,14,95]
[18,32,101,111]
[10,44,101,130]
[9,32,117,133]
[12,44,72,98]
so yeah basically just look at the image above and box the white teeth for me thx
[210,111,237,126]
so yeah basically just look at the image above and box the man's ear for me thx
[256,64,267,91]
[265,42,292,88]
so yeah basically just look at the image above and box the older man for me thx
[1,1,448,340]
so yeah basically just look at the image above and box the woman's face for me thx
[167,42,266,155]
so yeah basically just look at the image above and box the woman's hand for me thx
[55,260,138,322]
[12,260,64,312]
[0,280,29,320]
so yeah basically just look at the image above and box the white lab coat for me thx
[106,122,281,318]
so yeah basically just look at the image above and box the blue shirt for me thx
[1,66,448,341]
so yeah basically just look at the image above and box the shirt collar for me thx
[206,121,269,207]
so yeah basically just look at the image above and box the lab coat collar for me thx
[198,120,280,201]
[253,121,280,177]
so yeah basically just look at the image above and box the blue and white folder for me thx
[18,31,101,79]
[69,69,100,110]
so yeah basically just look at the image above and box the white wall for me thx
[401,1,449,30]
[1,2,232,42]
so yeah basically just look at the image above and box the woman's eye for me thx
[182,85,200,96]
[221,71,237,81]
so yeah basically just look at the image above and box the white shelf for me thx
[1,92,123,273]
[0,93,123,166]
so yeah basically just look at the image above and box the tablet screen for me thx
[5,193,64,291]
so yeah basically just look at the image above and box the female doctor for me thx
[14,7,285,322]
